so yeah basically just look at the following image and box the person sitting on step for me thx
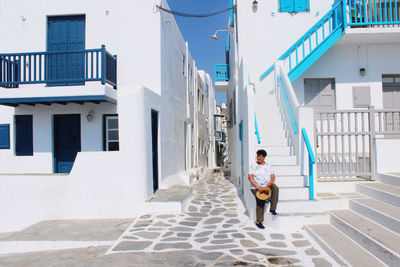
[248,149,279,229]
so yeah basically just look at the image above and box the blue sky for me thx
[166,0,229,105]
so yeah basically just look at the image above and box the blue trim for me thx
[248,73,252,86]
[215,64,230,82]
[302,128,315,200]
[229,0,234,26]
[254,112,261,144]
[260,64,275,80]
[0,124,10,149]
[0,95,117,105]
[277,75,298,135]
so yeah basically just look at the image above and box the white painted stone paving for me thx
[108,171,337,266]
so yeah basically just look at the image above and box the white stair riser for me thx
[272,165,301,176]
[279,198,349,213]
[256,130,286,138]
[255,146,291,156]
[275,176,305,187]
[349,200,400,235]
[330,213,400,266]
[267,156,297,166]
[259,139,288,146]
[378,173,400,188]
[280,187,309,200]
[356,184,400,207]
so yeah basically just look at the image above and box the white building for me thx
[0,0,216,231]
[222,0,400,226]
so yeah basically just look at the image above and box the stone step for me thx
[259,138,288,147]
[356,182,400,207]
[280,187,309,200]
[272,165,301,176]
[267,155,297,166]
[278,198,349,213]
[255,129,286,138]
[329,209,400,266]
[350,198,400,234]
[275,175,305,187]
[305,224,386,267]
[378,173,400,188]
[255,145,291,156]
[264,212,329,230]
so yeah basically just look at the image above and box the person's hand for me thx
[257,186,263,193]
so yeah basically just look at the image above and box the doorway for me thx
[151,110,159,193]
[54,114,81,173]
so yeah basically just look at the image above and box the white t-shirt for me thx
[249,162,274,189]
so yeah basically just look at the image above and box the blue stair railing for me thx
[347,0,400,26]
[261,0,345,82]
[254,112,261,144]
[302,128,316,200]
[277,75,298,135]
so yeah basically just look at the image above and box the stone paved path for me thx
[108,171,336,266]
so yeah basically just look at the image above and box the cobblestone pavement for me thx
[108,171,336,266]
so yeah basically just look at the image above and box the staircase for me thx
[254,88,331,229]
[260,0,345,82]
[306,173,400,266]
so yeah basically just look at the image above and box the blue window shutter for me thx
[280,0,294,12]
[0,124,10,149]
[294,0,310,12]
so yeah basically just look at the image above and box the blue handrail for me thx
[254,112,261,144]
[277,75,298,135]
[347,0,400,26]
[215,64,230,81]
[302,128,316,200]
[0,46,117,88]
[260,1,344,80]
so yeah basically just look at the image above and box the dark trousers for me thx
[251,183,279,223]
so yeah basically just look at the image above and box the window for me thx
[382,75,400,108]
[15,115,33,156]
[279,0,310,13]
[0,124,10,149]
[104,115,119,151]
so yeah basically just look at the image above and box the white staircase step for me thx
[275,175,305,187]
[259,138,288,146]
[264,212,329,230]
[255,145,291,156]
[356,182,400,207]
[255,129,286,138]
[272,165,301,176]
[267,155,297,166]
[278,198,349,213]
[350,198,400,234]
[280,187,309,200]
[305,224,386,267]
[378,173,400,188]
[330,209,400,266]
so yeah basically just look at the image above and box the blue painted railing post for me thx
[254,112,261,144]
[101,45,106,85]
[302,128,315,200]
[342,0,347,29]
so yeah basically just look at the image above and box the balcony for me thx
[215,64,229,92]
[0,45,117,106]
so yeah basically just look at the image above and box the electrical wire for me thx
[156,5,236,18]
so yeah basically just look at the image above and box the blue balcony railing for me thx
[0,45,117,88]
[347,0,400,26]
[215,64,230,82]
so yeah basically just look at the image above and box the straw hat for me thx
[256,187,272,200]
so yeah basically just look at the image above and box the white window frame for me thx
[104,114,119,151]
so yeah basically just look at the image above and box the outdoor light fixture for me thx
[210,29,229,40]
[252,0,259,9]
[360,68,366,77]
[86,111,94,122]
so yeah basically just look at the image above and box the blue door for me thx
[47,15,85,86]
[54,114,81,173]
[15,115,33,156]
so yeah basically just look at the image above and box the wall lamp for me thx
[359,68,366,77]
[252,0,259,9]
[86,111,94,122]
[210,29,228,40]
